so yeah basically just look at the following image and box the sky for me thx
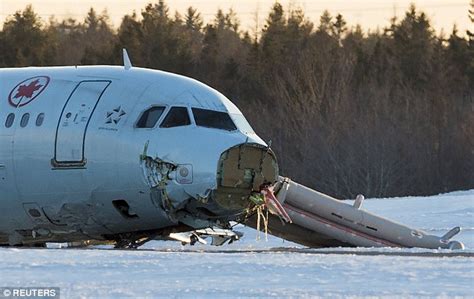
[0,0,471,35]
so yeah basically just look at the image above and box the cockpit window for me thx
[136,106,165,128]
[160,107,191,128]
[192,108,237,131]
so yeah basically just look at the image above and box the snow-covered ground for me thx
[1,190,473,298]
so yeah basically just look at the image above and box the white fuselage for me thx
[0,66,272,245]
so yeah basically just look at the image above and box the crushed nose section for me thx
[214,143,279,212]
[138,141,279,239]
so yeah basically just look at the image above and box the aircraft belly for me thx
[89,189,175,233]
[1,187,176,245]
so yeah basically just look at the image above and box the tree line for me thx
[1,1,473,198]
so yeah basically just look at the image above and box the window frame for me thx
[5,113,15,128]
[134,105,167,129]
[159,106,192,129]
[20,113,30,128]
[35,113,45,127]
[191,107,238,132]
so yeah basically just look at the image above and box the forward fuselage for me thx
[0,66,272,245]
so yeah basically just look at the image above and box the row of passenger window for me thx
[4,113,45,128]
[4,107,236,131]
[136,106,237,131]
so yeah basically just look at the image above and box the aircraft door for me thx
[54,81,110,166]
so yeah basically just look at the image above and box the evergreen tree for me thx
[261,3,286,63]
[1,5,46,66]
[332,14,347,40]
[467,0,474,84]
[391,5,434,86]
[318,10,332,33]
[81,8,115,64]
[140,1,176,70]
[224,9,240,32]
[184,7,203,32]
[1,3,472,197]
[214,9,226,30]
[116,12,143,65]
[447,25,470,82]
[469,0,474,39]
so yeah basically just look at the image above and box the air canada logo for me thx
[8,76,50,107]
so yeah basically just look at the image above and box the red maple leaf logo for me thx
[14,79,43,99]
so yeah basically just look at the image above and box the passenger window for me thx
[136,106,165,128]
[36,113,45,126]
[5,113,15,128]
[192,108,237,131]
[20,113,30,128]
[160,107,191,128]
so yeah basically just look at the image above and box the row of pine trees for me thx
[1,1,473,198]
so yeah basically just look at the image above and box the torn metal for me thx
[245,177,465,250]
[135,141,465,251]
[140,140,178,213]
[167,227,243,246]
[137,141,282,247]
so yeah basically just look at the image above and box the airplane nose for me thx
[213,143,279,211]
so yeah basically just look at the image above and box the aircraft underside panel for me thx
[250,177,464,250]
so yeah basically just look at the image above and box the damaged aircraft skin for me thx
[0,51,464,250]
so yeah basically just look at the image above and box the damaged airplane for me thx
[0,50,464,250]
